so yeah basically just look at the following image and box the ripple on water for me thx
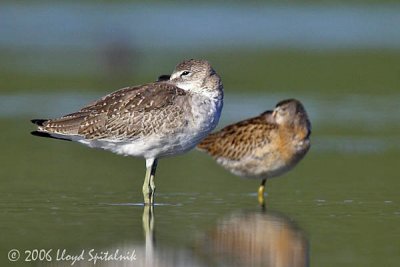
[100,202,183,207]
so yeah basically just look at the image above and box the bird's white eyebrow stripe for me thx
[170,71,185,80]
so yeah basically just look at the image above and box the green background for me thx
[1,1,399,266]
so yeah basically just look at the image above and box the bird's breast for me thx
[189,94,223,134]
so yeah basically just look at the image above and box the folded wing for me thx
[198,116,277,161]
[31,83,187,141]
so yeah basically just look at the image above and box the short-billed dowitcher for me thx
[198,99,311,205]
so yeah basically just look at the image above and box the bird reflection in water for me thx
[142,205,155,267]
[136,205,203,267]
[46,205,203,267]
[197,210,309,267]
[46,207,307,267]
[112,207,308,267]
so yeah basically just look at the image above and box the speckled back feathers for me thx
[197,114,277,161]
[36,83,188,140]
[197,99,311,179]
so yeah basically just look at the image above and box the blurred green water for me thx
[0,22,399,265]
[2,49,399,95]
[0,101,399,266]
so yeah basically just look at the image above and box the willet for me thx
[31,59,224,205]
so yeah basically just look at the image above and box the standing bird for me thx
[197,99,311,205]
[31,59,224,205]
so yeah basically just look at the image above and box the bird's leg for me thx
[143,158,156,205]
[142,165,152,205]
[149,159,158,204]
[258,178,267,207]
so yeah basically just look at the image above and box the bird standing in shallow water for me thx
[31,59,224,205]
[197,99,311,206]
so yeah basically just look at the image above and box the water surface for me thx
[2,3,400,50]
[0,91,399,266]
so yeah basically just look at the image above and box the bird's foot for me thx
[257,185,266,207]
[143,185,154,206]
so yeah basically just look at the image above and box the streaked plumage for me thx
[197,99,311,205]
[31,59,224,205]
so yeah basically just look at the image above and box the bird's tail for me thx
[30,119,72,141]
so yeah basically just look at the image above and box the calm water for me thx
[0,91,399,266]
[1,1,399,266]
[2,3,400,50]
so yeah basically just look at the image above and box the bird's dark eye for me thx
[181,71,190,76]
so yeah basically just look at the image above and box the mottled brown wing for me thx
[198,115,278,161]
[38,82,187,139]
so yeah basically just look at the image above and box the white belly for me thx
[79,130,204,159]
[216,156,289,179]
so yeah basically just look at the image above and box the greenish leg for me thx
[142,158,158,205]
[142,165,152,205]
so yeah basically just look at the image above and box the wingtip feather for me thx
[31,119,48,126]
[30,131,72,141]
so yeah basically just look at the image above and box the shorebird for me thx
[197,99,311,205]
[31,59,224,205]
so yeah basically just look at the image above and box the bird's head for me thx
[169,59,223,98]
[272,99,311,133]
